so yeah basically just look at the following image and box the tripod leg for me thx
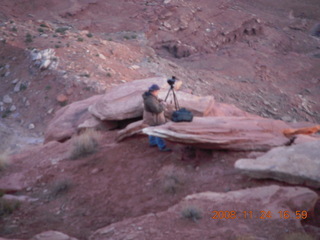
[172,89,180,110]
[164,88,171,102]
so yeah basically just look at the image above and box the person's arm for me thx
[146,96,164,114]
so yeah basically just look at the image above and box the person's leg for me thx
[155,137,166,150]
[148,135,157,146]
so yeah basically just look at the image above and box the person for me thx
[142,84,171,152]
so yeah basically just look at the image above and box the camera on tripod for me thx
[167,76,176,87]
[164,76,193,122]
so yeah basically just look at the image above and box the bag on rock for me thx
[171,108,193,122]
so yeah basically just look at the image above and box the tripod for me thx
[164,85,180,111]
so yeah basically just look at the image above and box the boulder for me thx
[159,91,216,117]
[143,116,291,151]
[0,172,26,193]
[89,77,176,121]
[90,185,318,240]
[44,95,110,143]
[31,231,78,240]
[235,140,320,188]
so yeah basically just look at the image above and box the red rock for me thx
[45,95,103,143]
[90,185,318,240]
[56,94,68,103]
[143,116,291,151]
[88,77,173,121]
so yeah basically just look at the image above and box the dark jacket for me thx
[142,91,166,126]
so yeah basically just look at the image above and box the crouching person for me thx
[142,84,171,152]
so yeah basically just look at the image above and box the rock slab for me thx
[235,140,320,188]
[90,185,318,240]
[44,95,103,143]
[143,116,291,151]
[31,231,78,240]
[89,77,169,121]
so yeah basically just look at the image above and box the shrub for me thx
[38,28,44,33]
[0,152,10,170]
[25,33,33,43]
[163,175,181,194]
[0,191,20,217]
[86,33,93,38]
[69,129,101,160]
[77,37,84,42]
[55,27,69,34]
[181,206,202,222]
[49,179,72,199]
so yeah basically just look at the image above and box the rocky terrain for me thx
[0,0,320,239]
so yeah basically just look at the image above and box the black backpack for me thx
[171,108,193,122]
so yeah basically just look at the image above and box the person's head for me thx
[148,84,160,96]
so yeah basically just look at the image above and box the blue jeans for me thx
[148,136,166,150]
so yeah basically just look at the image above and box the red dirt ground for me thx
[0,0,320,239]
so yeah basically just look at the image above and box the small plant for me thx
[123,35,130,40]
[108,38,113,41]
[40,23,48,28]
[55,27,68,34]
[1,109,11,118]
[77,37,84,42]
[20,83,27,91]
[25,33,33,43]
[45,85,52,90]
[0,198,20,217]
[38,28,44,33]
[163,175,181,194]
[0,152,10,170]
[59,101,68,107]
[54,44,60,48]
[181,206,202,222]
[86,33,93,38]
[49,179,72,199]
[106,73,112,77]
[79,73,90,78]
[11,27,17,32]
[52,34,58,38]
[131,34,137,39]
[69,129,101,160]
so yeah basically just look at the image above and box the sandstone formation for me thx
[235,140,320,188]
[159,91,254,118]
[143,116,291,151]
[44,95,110,143]
[88,77,169,121]
[31,231,78,240]
[90,185,318,240]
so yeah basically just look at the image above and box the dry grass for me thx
[181,206,202,222]
[49,179,72,199]
[163,175,181,194]
[0,191,20,217]
[69,129,102,160]
[0,152,10,170]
